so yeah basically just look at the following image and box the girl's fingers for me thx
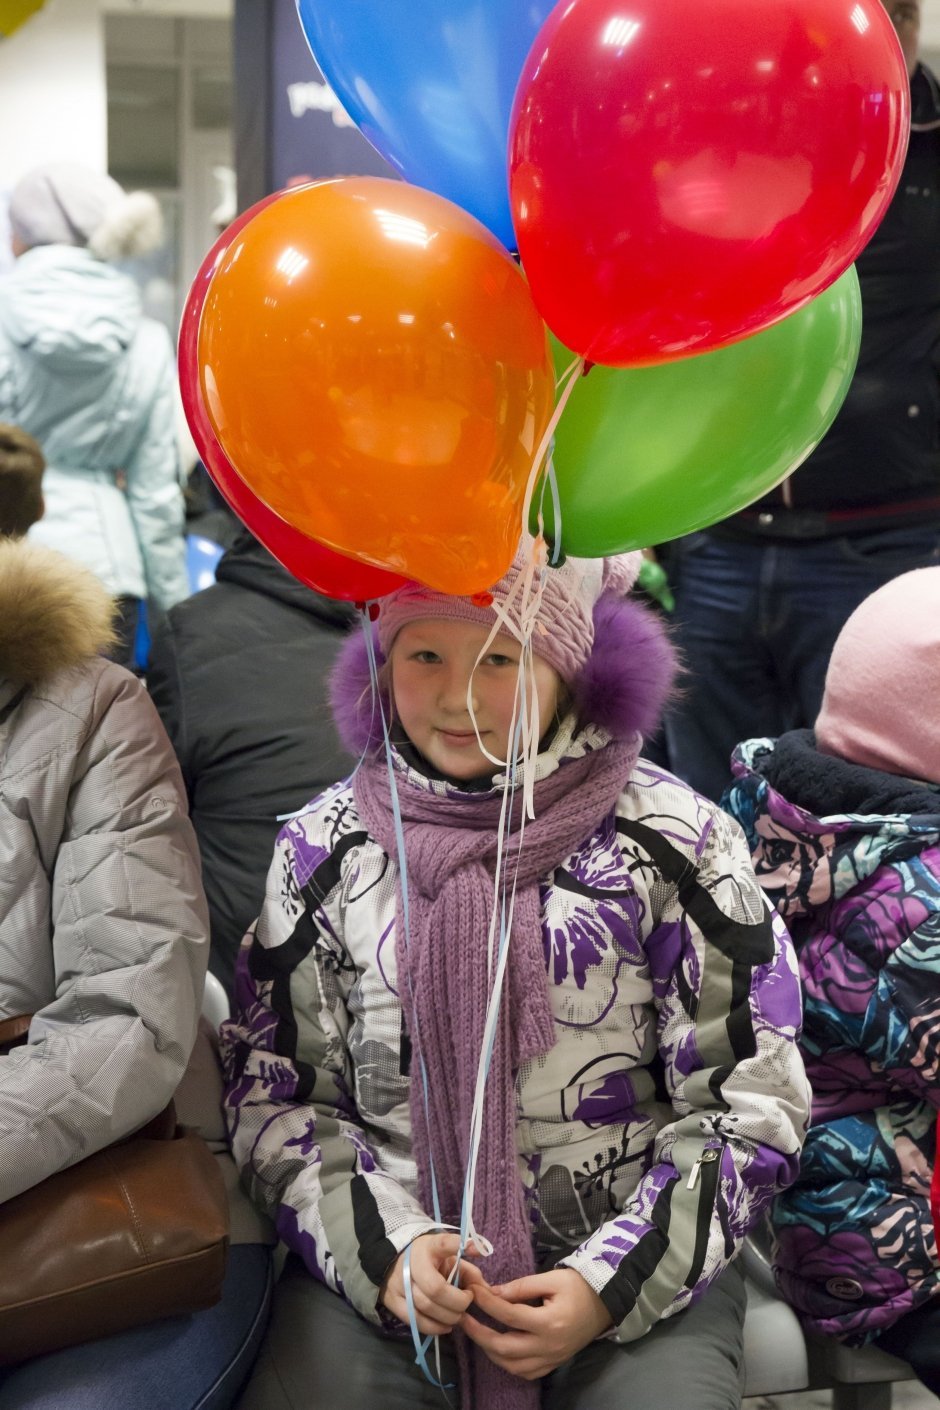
[488,1273,551,1302]
[471,1281,543,1330]
[416,1267,474,1314]
[385,1288,453,1338]
[411,1283,464,1326]
[459,1314,532,1361]
[416,1314,456,1336]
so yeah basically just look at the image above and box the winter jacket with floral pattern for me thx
[725,732,940,1342]
[222,734,809,1344]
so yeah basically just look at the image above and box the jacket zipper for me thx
[685,1144,722,1290]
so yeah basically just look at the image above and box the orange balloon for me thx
[198,178,553,595]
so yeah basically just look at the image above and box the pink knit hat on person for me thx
[815,567,940,786]
[377,546,643,685]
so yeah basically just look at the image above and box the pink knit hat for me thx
[815,567,940,786]
[377,546,643,686]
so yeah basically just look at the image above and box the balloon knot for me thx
[471,591,494,607]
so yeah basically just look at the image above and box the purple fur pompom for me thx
[573,594,678,741]
[328,626,388,757]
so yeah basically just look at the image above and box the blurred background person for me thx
[0,160,189,672]
[0,422,43,540]
[147,526,355,996]
[723,567,940,1398]
[664,0,940,802]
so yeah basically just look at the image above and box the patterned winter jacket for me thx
[222,724,810,1344]
[725,733,940,1342]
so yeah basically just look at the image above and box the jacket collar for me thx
[215,531,356,631]
[727,733,940,920]
[738,730,940,819]
[0,538,115,688]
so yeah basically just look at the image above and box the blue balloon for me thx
[294,0,554,248]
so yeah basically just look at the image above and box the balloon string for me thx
[465,542,545,820]
[459,701,527,1256]
[521,349,580,569]
[403,1243,456,1396]
[555,352,582,391]
[359,614,470,1399]
[521,352,584,562]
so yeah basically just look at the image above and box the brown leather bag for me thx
[0,1014,230,1367]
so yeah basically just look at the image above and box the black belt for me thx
[730,494,940,540]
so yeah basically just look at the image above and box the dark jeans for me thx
[236,1257,746,1410]
[874,1299,940,1397]
[664,524,940,801]
[0,1245,272,1410]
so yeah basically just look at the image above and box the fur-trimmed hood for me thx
[0,537,116,688]
[329,591,678,758]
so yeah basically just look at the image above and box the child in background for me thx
[724,567,940,1397]
[0,423,44,538]
[223,549,810,1410]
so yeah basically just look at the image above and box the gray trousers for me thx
[235,1257,746,1410]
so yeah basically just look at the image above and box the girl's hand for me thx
[380,1233,485,1336]
[461,1268,613,1380]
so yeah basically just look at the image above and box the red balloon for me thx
[178,193,407,601]
[509,0,910,367]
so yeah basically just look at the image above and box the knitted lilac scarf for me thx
[352,733,640,1409]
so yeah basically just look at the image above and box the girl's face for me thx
[390,618,563,782]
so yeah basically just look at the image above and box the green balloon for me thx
[535,267,861,554]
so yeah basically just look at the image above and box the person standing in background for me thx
[0,161,189,670]
[665,0,940,802]
[0,423,43,538]
[147,528,355,996]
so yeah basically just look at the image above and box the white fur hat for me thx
[9,161,163,261]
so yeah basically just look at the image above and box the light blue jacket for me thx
[0,245,189,608]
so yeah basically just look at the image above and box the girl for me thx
[724,566,940,1397]
[223,549,810,1410]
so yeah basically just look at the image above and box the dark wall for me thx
[234,0,394,211]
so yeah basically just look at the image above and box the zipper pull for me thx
[687,1148,719,1190]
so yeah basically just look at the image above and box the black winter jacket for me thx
[148,532,354,992]
[717,63,940,539]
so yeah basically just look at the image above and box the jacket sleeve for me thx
[124,329,190,611]
[221,821,439,1322]
[0,668,209,1204]
[560,804,811,1341]
[146,614,193,804]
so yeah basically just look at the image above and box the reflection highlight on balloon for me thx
[510,0,909,366]
[178,190,408,602]
[197,178,553,595]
